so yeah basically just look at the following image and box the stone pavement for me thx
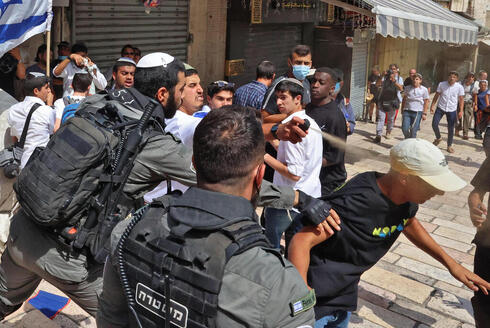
[345,114,487,328]
[1,110,487,327]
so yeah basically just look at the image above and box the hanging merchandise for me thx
[142,0,160,14]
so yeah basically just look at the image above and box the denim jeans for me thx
[432,107,457,147]
[376,109,396,136]
[315,310,351,328]
[264,208,299,249]
[401,110,423,138]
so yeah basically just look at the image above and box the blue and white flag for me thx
[0,0,53,57]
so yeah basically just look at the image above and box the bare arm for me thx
[262,116,307,143]
[264,153,300,182]
[430,92,440,113]
[288,224,336,287]
[403,217,490,294]
[458,95,464,116]
[473,93,479,112]
[9,48,25,80]
[263,113,287,124]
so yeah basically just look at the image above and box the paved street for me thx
[1,110,487,327]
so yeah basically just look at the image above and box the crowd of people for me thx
[0,41,489,328]
[368,65,489,154]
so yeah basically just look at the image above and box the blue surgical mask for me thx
[58,56,68,60]
[292,65,310,81]
[334,82,341,93]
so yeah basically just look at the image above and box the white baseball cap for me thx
[136,52,174,69]
[390,138,466,192]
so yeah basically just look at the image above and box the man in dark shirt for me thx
[290,138,490,327]
[468,157,490,328]
[0,48,25,99]
[306,67,347,196]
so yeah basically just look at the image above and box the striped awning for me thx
[365,0,478,44]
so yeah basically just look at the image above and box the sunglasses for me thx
[123,52,135,56]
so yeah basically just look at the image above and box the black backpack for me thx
[14,91,150,228]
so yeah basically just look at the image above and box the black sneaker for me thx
[374,135,381,144]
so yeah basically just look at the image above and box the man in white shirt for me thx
[145,65,204,202]
[7,73,55,168]
[263,78,322,249]
[430,71,464,153]
[401,73,430,139]
[53,43,107,97]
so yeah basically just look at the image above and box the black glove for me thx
[296,190,332,226]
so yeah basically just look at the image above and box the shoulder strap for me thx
[16,103,42,149]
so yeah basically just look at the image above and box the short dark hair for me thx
[207,81,235,98]
[389,63,398,69]
[256,60,275,80]
[290,45,311,59]
[133,47,141,57]
[72,73,92,92]
[35,44,47,62]
[275,80,303,100]
[113,60,136,74]
[449,71,459,77]
[332,68,344,81]
[315,67,337,84]
[24,74,50,96]
[57,41,69,51]
[185,68,199,77]
[71,43,88,54]
[134,58,185,98]
[193,105,265,186]
[120,44,134,56]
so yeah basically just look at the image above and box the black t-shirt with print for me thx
[308,172,419,318]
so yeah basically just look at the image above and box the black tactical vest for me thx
[118,189,271,328]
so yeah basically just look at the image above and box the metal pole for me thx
[46,30,51,77]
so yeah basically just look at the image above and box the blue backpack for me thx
[61,103,80,124]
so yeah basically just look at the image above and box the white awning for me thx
[366,0,478,44]
[320,0,479,45]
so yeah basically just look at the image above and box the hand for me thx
[46,88,54,106]
[8,47,21,61]
[276,116,307,144]
[468,193,487,228]
[422,113,427,121]
[449,262,490,295]
[315,209,341,236]
[458,111,463,119]
[430,107,435,115]
[70,53,85,67]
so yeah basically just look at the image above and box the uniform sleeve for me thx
[284,141,306,178]
[96,257,130,328]
[132,133,197,187]
[257,180,295,209]
[471,158,490,192]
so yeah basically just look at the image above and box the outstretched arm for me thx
[403,217,490,294]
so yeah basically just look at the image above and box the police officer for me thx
[0,53,331,318]
[97,105,316,327]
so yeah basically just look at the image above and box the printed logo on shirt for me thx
[372,219,409,238]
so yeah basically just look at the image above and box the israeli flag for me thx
[0,0,53,57]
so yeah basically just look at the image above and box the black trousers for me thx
[472,244,490,328]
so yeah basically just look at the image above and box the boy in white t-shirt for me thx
[263,78,323,249]
[401,73,429,138]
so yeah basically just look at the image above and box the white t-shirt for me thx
[8,96,55,168]
[144,110,202,203]
[404,85,429,112]
[273,110,322,198]
[53,62,107,97]
[53,95,86,119]
[164,110,202,148]
[464,82,476,102]
[436,81,464,112]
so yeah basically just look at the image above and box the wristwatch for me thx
[271,123,280,140]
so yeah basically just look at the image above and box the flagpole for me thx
[46,30,51,77]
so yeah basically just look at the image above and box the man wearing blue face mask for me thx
[261,45,312,122]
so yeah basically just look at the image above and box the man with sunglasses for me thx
[194,80,235,117]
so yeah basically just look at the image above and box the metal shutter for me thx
[233,24,303,86]
[349,42,368,119]
[73,0,189,71]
